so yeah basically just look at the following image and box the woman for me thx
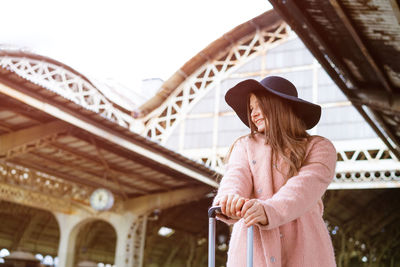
[213,76,337,267]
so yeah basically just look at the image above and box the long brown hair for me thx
[249,90,310,179]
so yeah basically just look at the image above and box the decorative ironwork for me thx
[142,23,290,144]
[0,55,137,130]
[0,161,92,205]
[0,183,71,213]
[125,215,148,267]
[331,139,400,187]
[334,170,400,183]
[185,139,400,189]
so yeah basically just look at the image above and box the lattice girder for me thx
[142,23,290,144]
[0,55,137,131]
[182,139,400,189]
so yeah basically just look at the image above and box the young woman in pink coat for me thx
[213,76,337,267]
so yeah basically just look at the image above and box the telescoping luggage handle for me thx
[208,206,253,267]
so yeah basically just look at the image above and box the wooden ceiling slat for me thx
[74,132,197,188]
[0,120,14,132]
[0,111,19,121]
[329,0,394,94]
[27,151,149,195]
[0,107,41,124]
[75,132,197,187]
[0,95,53,123]
[50,142,171,192]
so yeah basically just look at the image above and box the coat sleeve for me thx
[260,137,336,230]
[212,137,253,225]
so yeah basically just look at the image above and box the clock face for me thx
[90,188,114,211]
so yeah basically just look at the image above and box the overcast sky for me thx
[1,0,271,93]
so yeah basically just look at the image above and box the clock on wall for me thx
[90,188,114,211]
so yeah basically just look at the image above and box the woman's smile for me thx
[250,94,267,133]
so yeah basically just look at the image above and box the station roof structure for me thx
[0,49,218,209]
[267,0,400,159]
[0,48,219,261]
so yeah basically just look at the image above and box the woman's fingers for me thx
[245,214,264,227]
[231,195,245,217]
[219,194,253,218]
[240,199,256,217]
[225,194,234,217]
[242,200,268,226]
[223,194,239,217]
[219,195,228,215]
[235,198,246,216]
[243,204,258,221]
[244,209,260,222]
[244,209,262,226]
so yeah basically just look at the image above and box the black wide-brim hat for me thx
[225,76,321,130]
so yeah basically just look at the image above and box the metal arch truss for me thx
[125,215,148,267]
[142,22,290,144]
[0,56,136,130]
[186,139,400,190]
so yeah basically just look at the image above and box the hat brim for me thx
[225,79,321,130]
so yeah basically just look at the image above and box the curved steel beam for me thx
[0,53,137,131]
[142,22,290,144]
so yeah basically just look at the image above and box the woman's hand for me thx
[240,199,268,227]
[217,194,247,219]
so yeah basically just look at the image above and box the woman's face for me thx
[249,93,267,133]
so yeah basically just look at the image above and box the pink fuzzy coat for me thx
[214,134,337,267]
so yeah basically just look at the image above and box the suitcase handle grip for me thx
[208,206,222,218]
